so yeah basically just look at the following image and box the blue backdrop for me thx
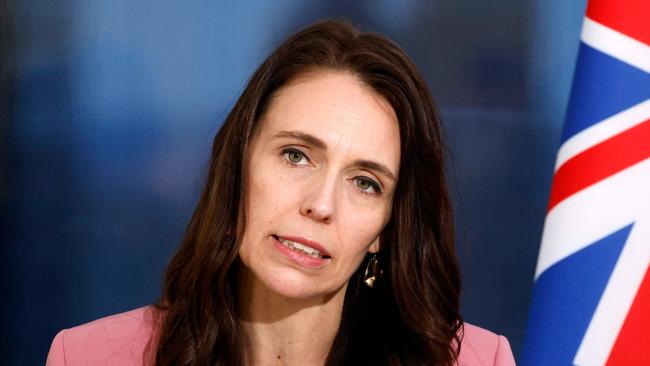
[2,1,587,364]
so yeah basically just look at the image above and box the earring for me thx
[364,253,383,288]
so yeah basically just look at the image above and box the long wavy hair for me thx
[152,19,463,365]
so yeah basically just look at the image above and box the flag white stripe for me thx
[555,99,650,172]
[581,17,650,74]
[535,158,650,280]
[574,220,650,365]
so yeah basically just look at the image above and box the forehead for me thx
[258,71,400,166]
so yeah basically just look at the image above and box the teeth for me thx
[278,238,323,258]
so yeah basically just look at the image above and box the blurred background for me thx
[1,0,588,364]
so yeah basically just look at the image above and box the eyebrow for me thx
[273,130,327,150]
[272,130,396,181]
[353,159,396,182]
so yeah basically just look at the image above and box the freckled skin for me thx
[238,71,400,303]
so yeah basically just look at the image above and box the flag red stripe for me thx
[586,0,650,46]
[548,118,650,212]
[605,264,650,365]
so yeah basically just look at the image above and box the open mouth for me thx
[272,235,331,259]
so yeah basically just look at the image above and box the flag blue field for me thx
[521,0,650,365]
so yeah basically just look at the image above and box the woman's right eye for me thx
[281,148,310,166]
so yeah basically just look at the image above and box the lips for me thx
[272,235,332,260]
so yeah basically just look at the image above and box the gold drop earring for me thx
[364,253,383,288]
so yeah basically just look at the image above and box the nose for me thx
[300,172,337,223]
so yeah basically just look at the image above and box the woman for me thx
[47,20,514,365]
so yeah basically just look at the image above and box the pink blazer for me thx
[46,306,515,365]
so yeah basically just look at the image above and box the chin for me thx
[258,267,327,300]
[238,245,347,302]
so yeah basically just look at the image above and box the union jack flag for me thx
[521,0,650,365]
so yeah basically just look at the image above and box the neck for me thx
[237,268,346,366]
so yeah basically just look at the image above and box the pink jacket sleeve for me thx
[46,330,67,365]
[495,334,516,365]
[44,307,157,366]
[458,323,516,365]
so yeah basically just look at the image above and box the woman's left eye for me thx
[355,177,382,194]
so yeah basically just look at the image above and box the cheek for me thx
[244,163,294,230]
[339,208,388,253]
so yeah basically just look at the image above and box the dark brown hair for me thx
[152,19,462,365]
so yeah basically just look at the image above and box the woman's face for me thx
[238,70,400,301]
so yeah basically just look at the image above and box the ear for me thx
[368,236,381,254]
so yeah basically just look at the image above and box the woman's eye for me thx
[282,149,309,165]
[355,177,381,194]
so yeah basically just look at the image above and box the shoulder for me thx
[457,323,516,366]
[46,306,159,366]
